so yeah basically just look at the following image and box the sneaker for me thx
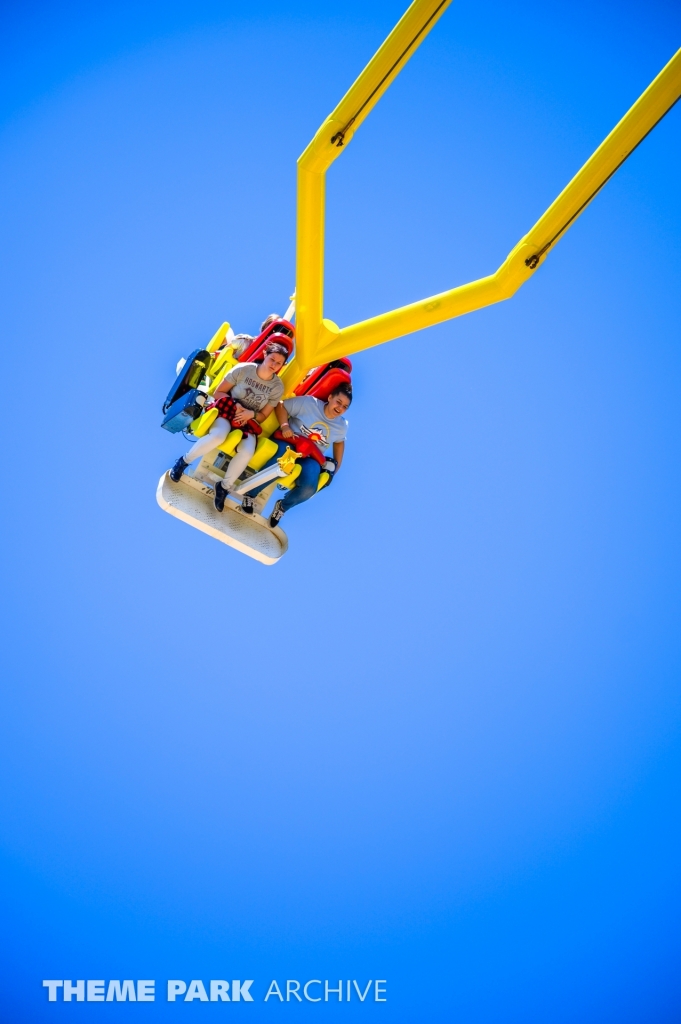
[214,481,227,513]
[170,456,188,482]
[269,500,286,528]
[241,495,254,515]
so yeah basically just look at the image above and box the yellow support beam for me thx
[291,0,453,380]
[289,0,680,381]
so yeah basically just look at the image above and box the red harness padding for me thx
[273,430,326,466]
[209,395,262,435]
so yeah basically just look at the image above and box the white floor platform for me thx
[156,472,288,565]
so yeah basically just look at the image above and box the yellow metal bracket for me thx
[277,446,303,476]
[282,0,680,391]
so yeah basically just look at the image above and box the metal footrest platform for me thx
[156,472,287,565]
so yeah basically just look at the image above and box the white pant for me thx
[184,419,256,489]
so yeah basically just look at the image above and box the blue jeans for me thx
[246,440,322,512]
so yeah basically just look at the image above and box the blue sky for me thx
[0,1,680,1021]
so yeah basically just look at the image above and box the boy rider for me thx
[241,383,351,528]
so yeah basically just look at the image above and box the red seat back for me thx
[294,358,353,401]
[238,319,295,363]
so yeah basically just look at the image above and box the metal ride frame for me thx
[159,1,679,565]
[279,0,681,395]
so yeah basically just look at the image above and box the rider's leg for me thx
[243,441,289,497]
[279,457,321,511]
[221,432,257,490]
[182,417,231,464]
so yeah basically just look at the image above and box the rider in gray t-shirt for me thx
[279,395,348,449]
[241,384,352,528]
[169,341,290,507]
[223,361,285,412]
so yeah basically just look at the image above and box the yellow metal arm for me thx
[522,46,681,272]
[288,0,680,383]
[292,0,453,379]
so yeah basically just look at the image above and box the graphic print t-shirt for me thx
[282,396,348,451]
[223,362,284,413]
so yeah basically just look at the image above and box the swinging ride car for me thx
[157,0,681,564]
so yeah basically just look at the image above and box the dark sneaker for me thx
[241,495,254,515]
[214,481,227,513]
[269,500,285,528]
[170,456,188,482]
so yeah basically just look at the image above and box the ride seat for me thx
[298,367,352,401]
[208,343,239,387]
[248,435,279,470]
[238,319,295,363]
[163,349,212,413]
[293,358,352,401]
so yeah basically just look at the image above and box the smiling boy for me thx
[241,383,352,527]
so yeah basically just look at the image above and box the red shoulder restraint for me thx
[273,430,326,466]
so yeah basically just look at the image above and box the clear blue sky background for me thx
[1,1,680,1021]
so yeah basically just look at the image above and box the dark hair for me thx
[328,383,352,404]
[263,341,289,360]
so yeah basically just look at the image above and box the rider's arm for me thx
[276,402,295,440]
[213,378,235,397]
[254,403,274,424]
[333,441,345,470]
